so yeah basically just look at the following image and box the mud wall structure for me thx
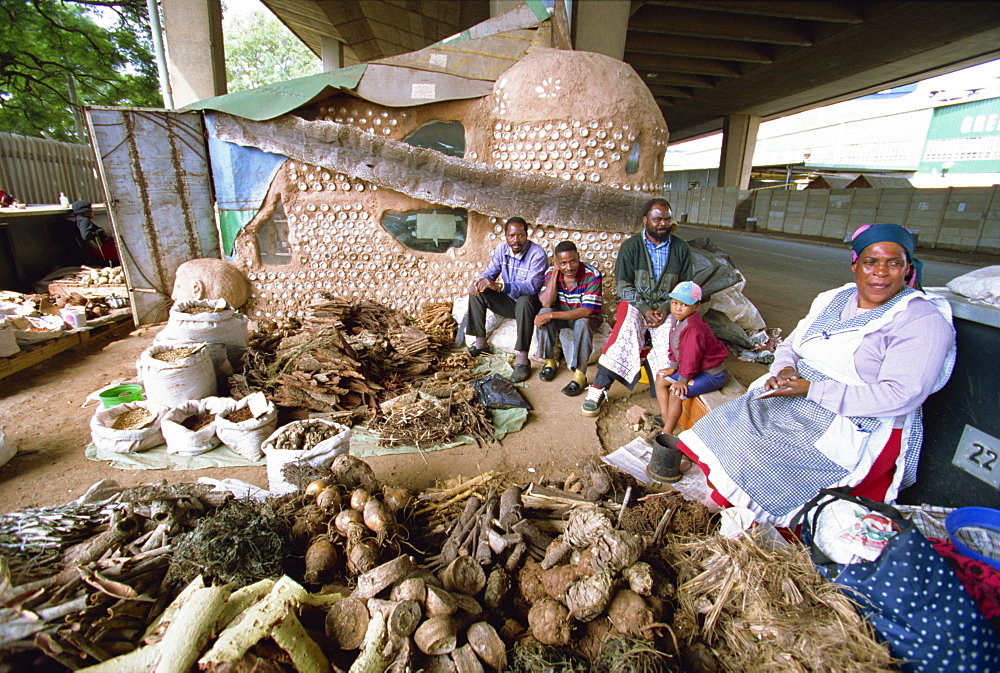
[221,50,669,322]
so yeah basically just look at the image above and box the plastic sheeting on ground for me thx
[85,443,265,471]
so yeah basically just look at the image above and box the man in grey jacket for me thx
[582,198,693,416]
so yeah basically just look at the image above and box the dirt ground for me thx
[0,325,767,514]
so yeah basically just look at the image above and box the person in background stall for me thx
[71,200,119,265]
[534,241,603,397]
[466,217,547,383]
[676,223,956,527]
[0,189,23,208]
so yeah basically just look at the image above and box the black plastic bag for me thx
[473,373,531,410]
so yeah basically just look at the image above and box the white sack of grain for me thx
[12,315,65,345]
[215,392,278,461]
[90,402,169,454]
[261,419,351,495]
[138,343,217,408]
[155,299,249,372]
[161,397,233,456]
[0,318,19,358]
[0,427,15,468]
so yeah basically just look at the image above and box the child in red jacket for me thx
[650,281,729,435]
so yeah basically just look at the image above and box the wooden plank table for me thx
[0,310,134,381]
[47,280,128,299]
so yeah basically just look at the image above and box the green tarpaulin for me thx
[184,65,367,121]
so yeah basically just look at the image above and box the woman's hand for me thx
[765,366,798,390]
[761,366,810,398]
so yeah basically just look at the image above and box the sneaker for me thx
[581,386,607,417]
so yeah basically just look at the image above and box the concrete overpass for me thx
[161,0,1000,188]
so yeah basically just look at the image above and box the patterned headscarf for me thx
[850,223,922,288]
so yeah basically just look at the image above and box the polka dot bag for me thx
[795,488,1000,672]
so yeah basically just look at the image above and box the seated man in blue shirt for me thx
[467,217,548,383]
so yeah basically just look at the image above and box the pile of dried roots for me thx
[236,295,495,447]
[666,531,896,672]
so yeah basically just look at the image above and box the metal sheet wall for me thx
[663,187,751,227]
[86,107,219,325]
[680,185,999,253]
[0,132,103,206]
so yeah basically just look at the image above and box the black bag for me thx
[472,374,531,410]
[794,488,1000,672]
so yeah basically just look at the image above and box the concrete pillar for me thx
[161,0,227,108]
[573,0,629,60]
[321,36,343,72]
[718,114,761,189]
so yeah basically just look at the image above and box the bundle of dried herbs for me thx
[369,388,495,448]
[170,499,291,587]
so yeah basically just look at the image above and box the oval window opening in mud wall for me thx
[256,200,292,265]
[625,139,641,175]
[402,121,465,157]
[382,208,467,253]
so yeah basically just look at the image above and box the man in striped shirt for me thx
[534,241,603,396]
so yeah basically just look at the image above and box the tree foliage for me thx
[224,9,321,92]
[0,0,160,142]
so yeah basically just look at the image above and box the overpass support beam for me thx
[161,0,227,108]
[572,0,629,60]
[718,114,761,189]
[322,36,343,71]
[490,1,523,16]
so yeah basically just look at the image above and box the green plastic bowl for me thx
[98,384,144,409]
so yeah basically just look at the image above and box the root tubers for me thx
[414,616,458,655]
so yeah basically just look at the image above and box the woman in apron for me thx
[677,223,956,527]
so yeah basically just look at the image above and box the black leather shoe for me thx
[510,364,531,383]
[468,345,488,357]
[561,381,585,397]
[539,366,557,382]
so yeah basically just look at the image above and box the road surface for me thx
[678,226,984,333]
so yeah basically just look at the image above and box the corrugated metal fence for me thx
[0,132,104,206]
[663,187,753,229]
[664,185,1000,254]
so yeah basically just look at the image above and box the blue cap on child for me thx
[669,281,703,306]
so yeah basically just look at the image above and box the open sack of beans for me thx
[138,343,217,408]
[161,397,235,456]
[90,402,169,453]
[214,392,278,461]
[155,299,248,372]
[10,314,64,345]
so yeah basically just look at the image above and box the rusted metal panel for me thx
[86,107,219,325]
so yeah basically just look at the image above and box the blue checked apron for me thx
[679,283,955,527]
